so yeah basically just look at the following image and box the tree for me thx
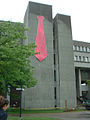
[0,21,37,96]
[86,80,90,85]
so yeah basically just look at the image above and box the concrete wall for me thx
[22,2,77,109]
[53,14,77,108]
[74,51,90,68]
[22,2,55,109]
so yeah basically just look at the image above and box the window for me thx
[73,45,75,50]
[79,56,81,61]
[53,39,55,50]
[83,56,85,61]
[87,47,90,52]
[85,57,89,62]
[77,46,80,51]
[82,46,84,51]
[54,54,56,65]
[85,47,87,52]
[83,47,86,52]
[80,46,82,51]
[74,55,78,61]
[54,70,56,81]
[74,45,77,50]
[54,87,56,99]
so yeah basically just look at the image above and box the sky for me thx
[0,0,90,42]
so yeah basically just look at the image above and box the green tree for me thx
[0,21,37,96]
[86,80,90,85]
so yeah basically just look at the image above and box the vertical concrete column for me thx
[53,14,77,109]
[78,69,82,96]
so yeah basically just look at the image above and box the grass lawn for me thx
[7,107,86,115]
[7,116,62,120]
[7,108,64,114]
[7,108,86,120]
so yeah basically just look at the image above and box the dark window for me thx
[54,70,56,81]
[79,56,81,61]
[54,87,56,99]
[54,54,56,65]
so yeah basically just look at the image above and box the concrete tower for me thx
[22,2,55,109]
[53,14,77,108]
[22,2,77,109]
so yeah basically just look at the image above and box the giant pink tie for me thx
[35,16,47,61]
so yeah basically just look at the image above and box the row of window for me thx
[73,45,90,52]
[74,55,90,62]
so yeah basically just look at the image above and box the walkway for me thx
[9,111,90,120]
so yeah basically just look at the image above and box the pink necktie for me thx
[35,16,47,61]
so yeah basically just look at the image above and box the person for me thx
[0,95,9,120]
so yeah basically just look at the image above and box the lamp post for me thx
[16,80,24,120]
[20,83,22,120]
[16,81,24,120]
[16,82,23,120]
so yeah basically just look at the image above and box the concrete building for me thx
[73,41,90,102]
[21,2,90,109]
[22,2,55,109]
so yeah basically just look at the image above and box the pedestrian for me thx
[0,95,9,120]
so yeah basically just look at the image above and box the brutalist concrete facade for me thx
[22,2,77,109]
[53,14,76,108]
[22,2,55,109]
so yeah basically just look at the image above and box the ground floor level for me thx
[9,67,90,109]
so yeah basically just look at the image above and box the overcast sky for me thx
[0,0,90,42]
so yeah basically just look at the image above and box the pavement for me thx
[9,111,90,120]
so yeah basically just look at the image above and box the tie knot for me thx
[37,16,44,21]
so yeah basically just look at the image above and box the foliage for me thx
[0,21,37,96]
[86,80,90,85]
[8,116,61,120]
